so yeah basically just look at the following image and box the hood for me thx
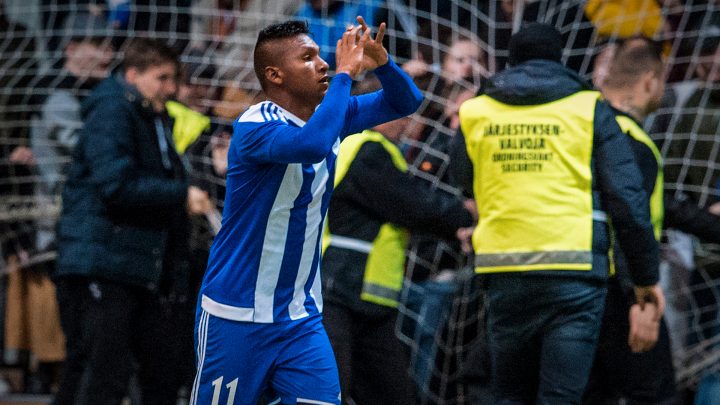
[483,59,593,105]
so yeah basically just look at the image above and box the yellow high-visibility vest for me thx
[323,130,409,308]
[616,114,664,240]
[460,90,602,273]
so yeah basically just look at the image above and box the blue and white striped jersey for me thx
[199,59,423,323]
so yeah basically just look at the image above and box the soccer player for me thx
[191,18,423,405]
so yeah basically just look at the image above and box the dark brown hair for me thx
[121,38,180,73]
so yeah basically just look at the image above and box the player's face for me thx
[280,35,330,106]
[126,62,178,112]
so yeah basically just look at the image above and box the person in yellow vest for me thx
[452,23,665,404]
[586,36,720,405]
[322,79,475,405]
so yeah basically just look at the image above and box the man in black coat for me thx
[54,38,210,405]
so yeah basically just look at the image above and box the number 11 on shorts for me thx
[211,376,238,405]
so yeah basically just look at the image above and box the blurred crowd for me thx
[0,0,720,404]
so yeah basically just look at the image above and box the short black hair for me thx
[253,20,310,89]
[507,23,563,66]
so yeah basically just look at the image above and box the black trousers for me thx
[53,276,92,405]
[323,303,415,405]
[584,277,676,404]
[71,280,186,405]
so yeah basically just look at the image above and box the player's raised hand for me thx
[356,16,388,70]
[335,25,368,79]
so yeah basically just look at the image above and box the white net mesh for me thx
[1,0,720,402]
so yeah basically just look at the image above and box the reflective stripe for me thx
[592,210,608,222]
[327,234,373,254]
[361,283,400,301]
[360,281,400,308]
[475,250,593,267]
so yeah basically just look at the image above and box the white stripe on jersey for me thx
[288,159,329,320]
[253,162,304,323]
[238,101,306,126]
[309,259,323,313]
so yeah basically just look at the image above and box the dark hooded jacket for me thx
[55,74,190,292]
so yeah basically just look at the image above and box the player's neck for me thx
[265,93,316,122]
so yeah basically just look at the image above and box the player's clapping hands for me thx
[335,24,368,79]
[356,16,388,70]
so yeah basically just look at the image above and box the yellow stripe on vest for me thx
[615,115,664,241]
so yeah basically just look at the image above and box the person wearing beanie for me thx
[450,23,664,403]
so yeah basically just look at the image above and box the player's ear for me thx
[264,66,282,85]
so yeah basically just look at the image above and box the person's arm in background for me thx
[665,193,720,243]
[448,129,475,199]
[593,101,664,315]
[338,142,474,239]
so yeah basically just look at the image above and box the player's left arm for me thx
[343,17,423,137]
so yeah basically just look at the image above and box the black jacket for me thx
[322,140,474,315]
[450,59,659,286]
[56,74,190,292]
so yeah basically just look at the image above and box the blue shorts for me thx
[190,309,341,405]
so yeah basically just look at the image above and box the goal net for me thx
[1,0,719,402]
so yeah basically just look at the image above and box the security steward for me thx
[450,23,665,404]
[586,37,720,405]
[321,90,475,405]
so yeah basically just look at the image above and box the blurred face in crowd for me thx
[696,45,720,83]
[310,0,339,11]
[442,39,485,82]
[177,79,219,114]
[65,38,114,79]
[125,62,178,112]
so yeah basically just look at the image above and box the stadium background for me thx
[1,0,720,404]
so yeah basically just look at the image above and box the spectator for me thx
[1,1,37,268]
[401,81,478,401]
[451,23,664,403]
[586,36,675,405]
[10,12,113,400]
[403,25,486,87]
[663,21,720,402]
[189,0,299,82]
[665,29,720,208]
[53,38,211,405]
[321,77,474,405]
